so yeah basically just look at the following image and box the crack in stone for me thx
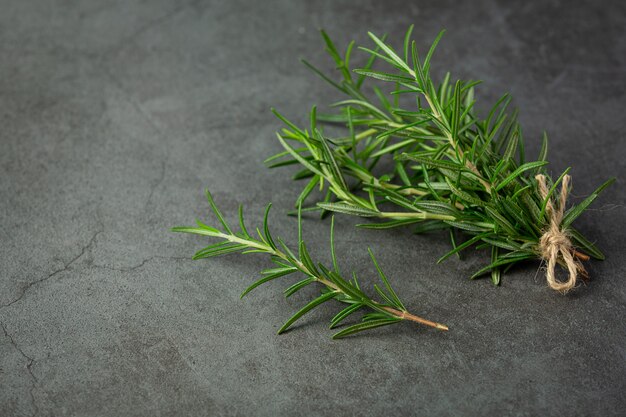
[99,0,197,60]
[1,229,103,309]
[91,255,191,272]
[101,62,171,214]
[1,321,39,416]
[145,159,166,210]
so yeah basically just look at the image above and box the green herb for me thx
[268,26,614,290]
[172,27,613,340]
[173,190,448,339]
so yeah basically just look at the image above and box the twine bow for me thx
[535,174,585,293]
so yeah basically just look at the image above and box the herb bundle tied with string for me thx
[174,26,613,339]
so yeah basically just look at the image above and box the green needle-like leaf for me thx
[562,177,616,228]
[568,228,605,260]
[330,216,340,274]
[205,189,233,234]
[241,267,298,298]
[368,248,406,311]
[330,303,364,329]
[398,153,466,172]
[495,161,549,191]
[263,203,277,250]
[278,291,338,334]
[317,202,380,217]
[332,318,401,339]
[367,31,412,73]
[275,133,325,177]
[284,277,316,298]
[437,232,491,264]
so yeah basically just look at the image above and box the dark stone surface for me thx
[1,1,624,415]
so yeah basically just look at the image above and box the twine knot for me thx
[535,174,585,293]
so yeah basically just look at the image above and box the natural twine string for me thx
[535,174,585,293]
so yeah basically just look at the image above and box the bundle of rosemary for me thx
[174,27,613,339]
[267,26,614,291]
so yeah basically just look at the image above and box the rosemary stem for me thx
[573,250,590,262]
[382,182,465,210]
[354,128,378,141]
[379,212,456,221]
[382,307,449,330]
[214,231,448,331]
[381,182,427,196]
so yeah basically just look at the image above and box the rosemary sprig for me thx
[173,190,448,339]
[268,26,614,287]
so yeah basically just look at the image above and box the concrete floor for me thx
[1,1,625,416]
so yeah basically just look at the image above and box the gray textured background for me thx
[1,1,625,416]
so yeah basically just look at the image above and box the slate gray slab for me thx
[1,1,625,416]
